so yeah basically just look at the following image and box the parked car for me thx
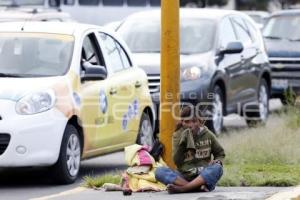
[243,11,269,29]
[0,22,155,184]
[104,21,121,31]
[263,9,300,104]
[0,8,73,22]
[117,9,271,134]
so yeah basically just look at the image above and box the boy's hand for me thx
[210,160,223,166]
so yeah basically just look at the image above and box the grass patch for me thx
[218,107,300,186]
[83,173,122,189]
[218,164,300,187]
[285,106,300,129]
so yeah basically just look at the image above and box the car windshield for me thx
[0,33,74,77]
[118,18,216,54]
[0,0,44,6]
[263,15,300,41]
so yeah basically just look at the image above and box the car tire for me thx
[206,85,224,135]
[245,79,269,127]
[51,124,81,184]
[136,112,154,149]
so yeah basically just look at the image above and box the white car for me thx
[0,22,155,184]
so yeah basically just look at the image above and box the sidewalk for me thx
[32,187,287,200]
[266,185,300,200]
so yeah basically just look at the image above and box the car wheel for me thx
[206,85,224,135]
[246,79,269,127]
[136,112,154,149]
[51,124,81,184]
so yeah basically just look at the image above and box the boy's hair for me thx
[175,105,204,131]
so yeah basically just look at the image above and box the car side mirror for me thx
[220,42,244,54]
[81,62,107,82]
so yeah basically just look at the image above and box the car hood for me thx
[133,52,210,75]
[265,38,300,58]
[0,76,67,101]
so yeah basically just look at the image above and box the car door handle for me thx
[135,81,142,88]
[110,88,117,95]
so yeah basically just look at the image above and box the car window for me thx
[103,0,123,6]
[231,16,253,46]
[127,0,147,6]
[243,18,258,43]
[117,42,132,69]
[0,33,74,77]
[219,17,237,48]
[150,0,160,6]
[64,0,75,5]
[118,18,216,54]
[79,0,99,5]
[263,15,300,41]
[82,34,101,65]
[99,32,131,72]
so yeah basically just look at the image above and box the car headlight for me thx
[16,90,56,115]
[181,66,202,81]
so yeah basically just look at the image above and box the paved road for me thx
[0,152,127,200]
[0,99,284,200]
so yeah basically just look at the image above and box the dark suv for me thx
[117,9,271,134]
[263,10,300,104]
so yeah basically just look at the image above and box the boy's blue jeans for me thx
[155,163,223,191]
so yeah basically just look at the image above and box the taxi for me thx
[0,22,155,184]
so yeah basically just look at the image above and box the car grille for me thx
[148,75,160,94]
[0,134,10,155]
[270,58,300,79]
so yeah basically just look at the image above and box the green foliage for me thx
[218,164,300,186]
[83,173,122,189]
[217,112,300,186]
[283,88,297,106]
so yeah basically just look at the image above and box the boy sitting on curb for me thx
[155,106,225,193]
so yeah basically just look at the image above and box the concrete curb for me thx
[266,186,300,200]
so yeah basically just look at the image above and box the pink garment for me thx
[137,146,152,166]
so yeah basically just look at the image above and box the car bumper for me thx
[150,78,211,118]
[0,100,68,167]
[151,78,210,104]
[271,78,300,97]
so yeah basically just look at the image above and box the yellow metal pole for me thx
[160,0,180,169]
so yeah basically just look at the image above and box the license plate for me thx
[272,79,288,89]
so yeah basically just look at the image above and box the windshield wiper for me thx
[133,50,161,53]
[289,38,300,42]
[264,36,283,40]
[181,51,195,55]
[0,73,25,77]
